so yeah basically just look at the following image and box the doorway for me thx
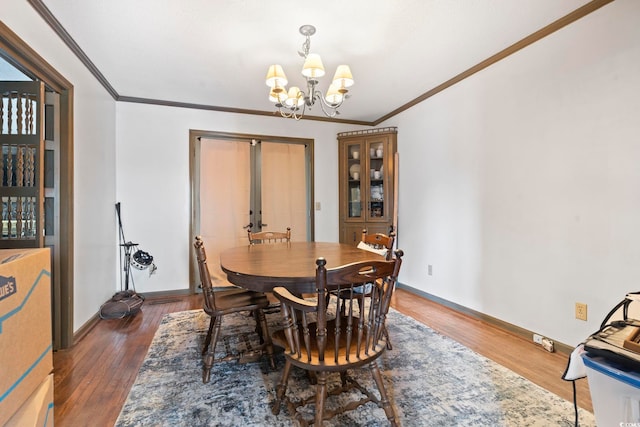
[189,130,314,291]
[0,23,75,349]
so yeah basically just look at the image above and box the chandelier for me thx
[265,25,354,120]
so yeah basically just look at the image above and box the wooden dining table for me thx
[219,241,386,294]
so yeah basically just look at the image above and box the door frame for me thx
[0,22,75,349]
[189,129,314,293]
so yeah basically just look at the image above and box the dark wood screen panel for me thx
[0,81,44,247]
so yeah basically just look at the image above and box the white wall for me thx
[6,0,640,347]
[115,102,352,293]
[387,0,640,346]
[3,0,118,331]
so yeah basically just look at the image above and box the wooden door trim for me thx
[0,21,75,349]
[189,129,314,293]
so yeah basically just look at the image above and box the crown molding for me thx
[27,0,614,127]
[117,95,374,126]
[27,0,119,99]
[372,0,615,125]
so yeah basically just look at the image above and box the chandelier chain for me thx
[300,34,311,58]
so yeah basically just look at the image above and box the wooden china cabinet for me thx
[338,127,397,245]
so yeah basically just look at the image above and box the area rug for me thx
[115,308,595,426]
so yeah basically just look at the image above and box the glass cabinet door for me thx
[366,140,385,220]
[338,127,397,245]
[346,142,362,219]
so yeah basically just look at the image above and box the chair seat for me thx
[272,318,386,371]
[336,284,373,297]
[205,288,270,315]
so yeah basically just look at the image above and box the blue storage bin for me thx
[582,353,640,425]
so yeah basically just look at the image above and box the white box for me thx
[583,353,640,425]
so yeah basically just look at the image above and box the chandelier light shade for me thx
[265,25,354,120]
[285,87,304,107]
[269,87,287,104]
[324,84,343,104]
[301,54,325,78]
[265,65,288,92]
[332,65,354,92]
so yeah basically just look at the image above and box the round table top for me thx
[219,241,385,293]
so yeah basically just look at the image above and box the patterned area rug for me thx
[115,308,595,426]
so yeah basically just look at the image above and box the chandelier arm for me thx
[312,90,343,118]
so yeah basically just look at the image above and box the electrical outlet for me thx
[533,333,543,344]
[575,302,588,321]
[428,265,433,276]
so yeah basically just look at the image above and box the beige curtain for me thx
[199,138,250,286]
[261,142,307,241]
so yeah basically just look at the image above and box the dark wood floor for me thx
[52,289,592,426]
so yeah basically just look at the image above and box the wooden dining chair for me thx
[247,227,291,244]
[359,229,395,259]
[336,229,396,349]
[272,250,404,426]
[193,236,275,384]
[246,227,292,311]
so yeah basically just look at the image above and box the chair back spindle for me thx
[272,251,404,426]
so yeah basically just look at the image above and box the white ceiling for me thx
[38,0,593,124]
